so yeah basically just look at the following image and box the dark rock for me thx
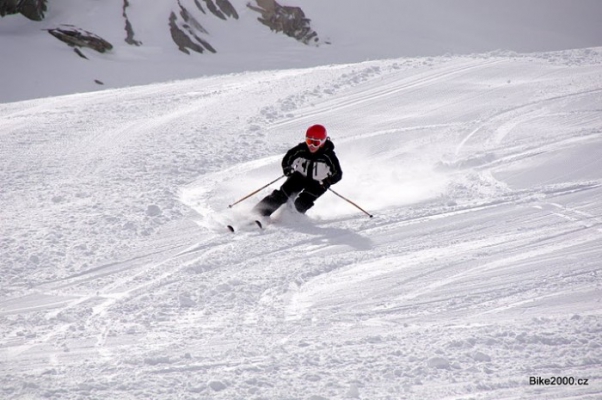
[18,0,46,20]
[169,4,216,55]
[194,0,206,14]
[202,0,226,20]
[73,47,88,59]
[123,0,142,46]
[179,2,209,33]
[47,25,113,53]
[247,0,320,45]
[0,0,47,21]
[0,0,19,17]
[216,0,238,19]
[195,0,238,21]
[169,11,205,54]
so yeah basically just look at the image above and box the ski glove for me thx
[283,166,294,176]
[320,177,333,188]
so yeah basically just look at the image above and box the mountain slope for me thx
[1,49,601,399]
[1,0,602,103]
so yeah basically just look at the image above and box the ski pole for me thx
[328,188,374,218]
[228,175,285,208]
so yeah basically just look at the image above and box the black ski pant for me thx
[253,173,328,217]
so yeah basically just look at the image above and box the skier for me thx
[253,124,343,217]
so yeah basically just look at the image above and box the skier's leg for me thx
[294,181,327,214]
[253,173,305,217]
[253,190,287,217]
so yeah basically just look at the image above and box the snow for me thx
[2,1,602,399]
[2,49,601,399]
[1,0,602,103]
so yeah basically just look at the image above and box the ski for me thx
[227,220,264,233]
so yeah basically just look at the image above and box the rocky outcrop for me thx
[47,25,113,57]
[215,0,238,19]
[247,0,319,45]
[196,0,238,20]
[169,11,214,54]
[169,1,216,55]
[3,0,320,58]
[123,0,142,46]
[0,0,47,21]
[167,0,238,55]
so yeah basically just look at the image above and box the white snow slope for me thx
[1,49,602,399]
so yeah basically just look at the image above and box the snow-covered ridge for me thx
[2,0,602,103]
[0,0,324,102]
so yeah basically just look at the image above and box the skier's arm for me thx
[323,151,343,185]
[281,143,305,173]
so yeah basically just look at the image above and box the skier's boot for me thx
[294,192,316,214]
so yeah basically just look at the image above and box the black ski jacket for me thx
[281,139,343,185]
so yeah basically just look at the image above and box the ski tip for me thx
[227,225,235,233]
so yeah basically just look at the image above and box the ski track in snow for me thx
[1,52,602,399]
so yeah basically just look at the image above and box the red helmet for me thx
[305,124,327,151]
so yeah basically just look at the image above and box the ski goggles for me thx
[306,137,325,147]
